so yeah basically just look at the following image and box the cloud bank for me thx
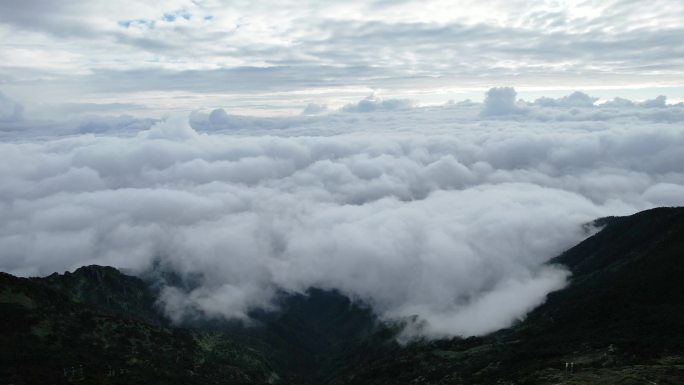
[1,90,684,338]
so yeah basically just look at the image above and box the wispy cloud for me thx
[0,1,682,114]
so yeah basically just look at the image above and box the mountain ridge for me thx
[2,206,684,384]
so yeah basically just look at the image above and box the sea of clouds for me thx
[1,88,683,338]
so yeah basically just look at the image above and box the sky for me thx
[1,0,683,116]
[1,1,684,339]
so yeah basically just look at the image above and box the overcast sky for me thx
[1,0,683,116]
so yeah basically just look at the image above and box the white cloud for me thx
[342,95,414,113]
[601,95,671,109]
[143,114,199,140]
[300,103,328,116]
[1,88,683,338]
[642,183,684,207]
[533,91,597,108]
[0,91,24,124]
[639,95,668,108]
[480,87,527,116]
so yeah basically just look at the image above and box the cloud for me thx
[76,115,156,134]
[194,108,300,131]
[533,91,598,108]
[208,108,230,125]
[601,95,670,109]
[342,95,414,113]
[1,89,684,338]
[477,88,684,124]
[300,103,328,116]
[0,91,24,124]
[143,115,199,140]
[480,87,527,116]
[641,183,684,206]
[639,95,668,108]
[601,96,637,108]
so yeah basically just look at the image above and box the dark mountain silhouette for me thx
[338,207,684,384]
[2,207,684,384]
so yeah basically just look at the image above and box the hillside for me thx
[2,207,684,384]
[338,207,684,384]
[0,266,384,385]
[0,269,278,385]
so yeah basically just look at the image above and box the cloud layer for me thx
[1,1,682,114]
[1,92,684,338]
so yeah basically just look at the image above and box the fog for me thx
[1,88,683,338]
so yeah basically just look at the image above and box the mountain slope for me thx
[2,207,684,384]
[37,265,164,325]
[523,206,684,354]
[1,265,386,385]
[0,272,278,385]
[337,207,684,384]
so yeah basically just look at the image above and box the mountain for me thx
[337,207,684,384]
[1,207,684,384]
[0,268,279,385]
[37,265,164,325]
[0,266,385,385]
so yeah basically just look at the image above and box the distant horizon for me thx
[1,86,683,122]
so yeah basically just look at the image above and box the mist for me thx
[1,89,683,338]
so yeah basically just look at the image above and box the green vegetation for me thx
[334,207,684,384]
[0,271,277,385]
[2,207,684,384]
